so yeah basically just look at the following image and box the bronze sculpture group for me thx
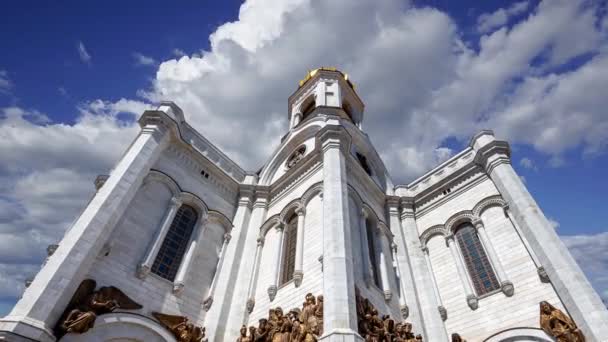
[236,293,324,342]
[55,279,585,342]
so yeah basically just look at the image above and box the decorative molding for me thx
[400,304,409,319]
[414,170,486,217]
[383,290,393,302]
[419,225,447,247]
[445,210,477,233]
[267,285,278,301]
[472,195,507,217]
[438,306,448,321]
[537,266,550,283]
[467,294,479,310]
[293,271,304,287]
[202,297,213,311]
[246,298,255,313]
[501,280,515,297]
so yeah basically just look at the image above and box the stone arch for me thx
[483,327,553,342]
[260,214,282,239]
[419,225,447,247]
[473,195,507,218]
[176,192,209,223]
[301,182,323,207]
[60,312,176,342]
[445,210,477,234]
[208,210,233,233]
[143,170,181,196]
[300,93,316,119]
[279,199,304,223]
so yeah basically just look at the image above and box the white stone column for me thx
[472,131,608,339]
[246,237,265,313]
[358,211,374,286]
[319,128,361,342]
[472,218,514,297]
[377,230,393,302]
[204,189,253,342]
[293,207,306,287]
[0,120,170,342]
[203,232,232,312]
[389,198,444,340]
[267,224,284,301]
[390,243,408,314]
[173,215,209,294]
[222,193,269,341]
[137,196,182,279]
[421,246,447,321]
[446,234,478,310]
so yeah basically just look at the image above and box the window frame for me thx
[279,215,298,286]
[454,222,500,296]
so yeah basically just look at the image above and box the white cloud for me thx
[58,87,68,97]
[0,70,12,94]
[77,41,92,64]
[519,157,537,170]
[172,48,186,57]
[562,232,608,302]
[132,52,157,66]
[548,218,560,230]
[477,1,529,34]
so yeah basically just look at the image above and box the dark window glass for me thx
[455,223,500,296]
[366,219,381,287]
[151,204,198,281]
[280,215,298,285]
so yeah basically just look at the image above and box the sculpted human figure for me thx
[237,325,250,342]
[539,301,585,342]
[451,333,466,342]
[153,312,205,342]
[255,318,270,342]
[314,295,324,336]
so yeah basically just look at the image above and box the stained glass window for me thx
[280,215,298,285]
[151,204,198,281]
[455,223,500,295]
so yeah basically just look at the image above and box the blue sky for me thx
[1,0,607,316]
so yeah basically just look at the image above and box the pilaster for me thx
[472,130,608,339]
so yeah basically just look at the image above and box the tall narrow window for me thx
[366,219,381,287]
[455,223,500,296]
[151,204,198,281]
[280,215,298,285]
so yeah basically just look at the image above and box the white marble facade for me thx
[1,69,607,342]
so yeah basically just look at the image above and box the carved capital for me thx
[391,243,398,253]
[136,264,150,279]
[202,297,213,311]
[170,196,183,207]
[471,218,484,229]
[257,237,265,247]
[295,206,306,216]
[400,304,409,319]
[276,223,285,232]
[537,266,550,283]
[438,305,448,321]
[293,270,304,287]
[246,298,255,313]
[445,233,455,247]
[466,294,479,310]
[421,245,429,254]
[501,280,514,297]
[267,285,278,301]
[172,282,184,295]
[223,233,232,244]
[383,290,393,302]
[502,203,510,217]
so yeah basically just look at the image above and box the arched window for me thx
[455,222,500,295]
[280,215,298,285]
[366,218,381,287]
[151,204,198,281]
[301,97,316,119]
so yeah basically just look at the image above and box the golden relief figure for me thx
[54,279,142,338]
[539,301,585,342]
[153,312,207,342]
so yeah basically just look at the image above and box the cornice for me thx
[473,140,511,174]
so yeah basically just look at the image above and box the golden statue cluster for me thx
[298,67,355,90]
[355,287,422,342]
[236,293,324,342]
[539,301,585,342]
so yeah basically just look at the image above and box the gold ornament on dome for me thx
[539,301,585,342]
[153,312,207,342]
[54,279,142,338]
[298,67,355,90]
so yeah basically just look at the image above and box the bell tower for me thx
[287,67,365,130]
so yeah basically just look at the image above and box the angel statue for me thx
[539,301,585,342]
[54,279,142,338]
[153,312,207,342]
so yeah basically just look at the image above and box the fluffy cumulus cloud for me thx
[77,41,92,65]
[132,52,157,67]
[2,0,608,313]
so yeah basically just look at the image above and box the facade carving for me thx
[2,69,607,342]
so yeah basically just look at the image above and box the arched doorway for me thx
[483,327,555,342]
[60,313,175,342]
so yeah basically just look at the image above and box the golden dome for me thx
[298,67,355,90]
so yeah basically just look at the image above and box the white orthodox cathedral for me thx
[1,68,607,342]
